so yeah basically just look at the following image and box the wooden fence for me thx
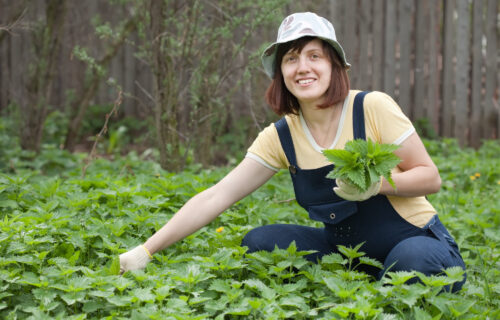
[0,0,498,148]
[327,0,499,147]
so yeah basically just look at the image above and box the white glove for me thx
[334,178,381,201]
[119,245,152,274]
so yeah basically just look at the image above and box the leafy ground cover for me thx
[0,138,498,319]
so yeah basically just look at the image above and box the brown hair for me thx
[265,36,350,116]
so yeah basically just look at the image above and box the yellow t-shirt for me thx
[246,90,436,228]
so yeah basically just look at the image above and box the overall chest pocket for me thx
[307,201,358,225]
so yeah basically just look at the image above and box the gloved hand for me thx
[334,178,381,201]
[119,245,152,274]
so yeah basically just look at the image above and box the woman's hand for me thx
[119,245,152,274]
[334,178,381,201]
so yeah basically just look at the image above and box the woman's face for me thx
[280,38,332,106]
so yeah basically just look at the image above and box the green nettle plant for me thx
[323,139,401,191]
[0,130,498,319]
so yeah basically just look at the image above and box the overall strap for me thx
[274,117,298,168]
[353,91,370,140]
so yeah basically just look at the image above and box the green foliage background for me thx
[0,116,499,318]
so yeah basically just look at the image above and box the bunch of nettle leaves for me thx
[323,139,401,191]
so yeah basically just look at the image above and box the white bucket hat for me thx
[262,12,350,79]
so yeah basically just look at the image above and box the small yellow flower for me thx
[497,180,500,185]
[474,173,481,177]
[469,175,476,181]
[216,227,224,233]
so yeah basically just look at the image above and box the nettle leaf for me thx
[209,279,231,293]
[377,313,400,320]
[243,279,276,301]
[131,287,155,303]
[337,243,365,260]
[82,300,102,313]
[442,266,465,283]
[108,256,121,275]
[155,285,172,300]
[106,294,133,307]
[322,149,356,168]
[449,299,476,317]
[358,257,383,269]
[279,295,307,309]
[281,279,308,295]
[413,307,433,320]
[416,272,455,287]
[346,165,366,190]
[399,288,425,308]
[323,139,400,192]
[111,276,134,293]
[321,253,347,266]
[32,288,57,305]
[60,291,86,305]
[384,270,417,286]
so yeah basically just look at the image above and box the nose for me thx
[297,56,310,73]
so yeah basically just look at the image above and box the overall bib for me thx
[242,91,466,291]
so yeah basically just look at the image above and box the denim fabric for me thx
[241,224,331,262]
[241,216,466,292]
[380,215,466,292]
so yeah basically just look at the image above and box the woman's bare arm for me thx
[379,132,441,197]
[143,157,276,254]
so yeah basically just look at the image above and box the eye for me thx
[310,53,320,60]
[284,55,297,63]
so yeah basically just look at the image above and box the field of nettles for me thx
[0,137,499,319]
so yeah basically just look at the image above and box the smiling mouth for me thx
[297,79,314,85]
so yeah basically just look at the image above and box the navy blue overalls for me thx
[242,91,466,291]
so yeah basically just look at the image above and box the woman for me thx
[119,12,466,291]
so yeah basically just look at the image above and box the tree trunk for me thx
[149,0,181,171]
[20,0,67,153]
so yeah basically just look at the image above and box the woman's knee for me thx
[384,237,436,272]
[241,226,275,253]
[381,236,466,292]
[385,236,464,271]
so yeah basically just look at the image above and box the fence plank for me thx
[484,0,498,139]
[426,1,442,132]
[359,0,371,90]
[383,0,396,96]
[9,28,23,105]
[454,0,470,145]
[441,0,455,137]
[427,1,441,133]
[329,1,344,40]
[123,42,136,116]
[0,38,8,111]
[470,0,484,147]
[413,0,427,121]
[371,0,384,91]
[344,1,358,88]
[0,5,7,111]
[398,0,412,116]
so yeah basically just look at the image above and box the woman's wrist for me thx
[379,177,397,196]
[141,244,153,258]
